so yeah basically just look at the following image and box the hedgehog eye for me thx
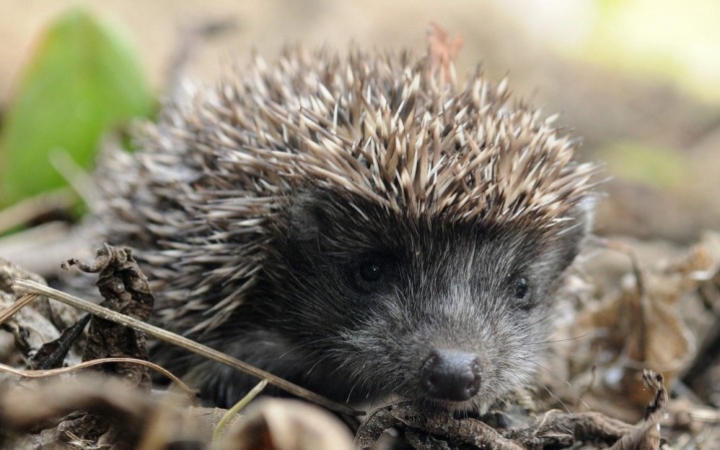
[347,258,387,294]
[359,261,383,283]
[514,276,529,299]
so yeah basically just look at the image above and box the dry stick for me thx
[12,279,361,417]
[0,293,38,324]
[0,358,199,406]
[213,379,268,442]
[0,188,77,234]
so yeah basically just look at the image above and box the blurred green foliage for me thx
[598,141,692,188]
[0,8,153,207]
[588,0,720,102]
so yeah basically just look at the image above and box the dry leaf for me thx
[220,398,354,450]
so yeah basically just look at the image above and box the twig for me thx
[0,188,77,234]
[213,379,268,441]
[0,358,199,406]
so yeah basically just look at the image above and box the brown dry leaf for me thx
[572,239,714,417]
[0,258,92,372]
[62,244,154,387]
[608,370,666,450]
[0,376,151,448]
[29,314,90,370]
[356,399,637,449]
[220,398,354,450]
[356,400,524,449]
[0,375,228,449]
[50,245,156,446]
[0,259,58,354]
[681,232,720,395]
[134,405,223,449]
[426,22,463,83]
[0,257,80,331]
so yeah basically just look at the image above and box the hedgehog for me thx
[91,45,598,412]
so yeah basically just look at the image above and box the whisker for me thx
[519,367,572,413]
[535,331,593,345]
[519,358,591,411]
[277,336,339,359]
[345,380,359,403]
[304,352,334,377]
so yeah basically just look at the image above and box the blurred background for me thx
[1,0,719,243]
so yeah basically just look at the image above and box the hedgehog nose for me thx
[420,349,482,401]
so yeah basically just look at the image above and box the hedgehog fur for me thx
[93,46,599,410]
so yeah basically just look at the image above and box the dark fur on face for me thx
[169,190,586,410]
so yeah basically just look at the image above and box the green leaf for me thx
[0,8,153,207]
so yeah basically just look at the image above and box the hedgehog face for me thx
[262,190,585,410]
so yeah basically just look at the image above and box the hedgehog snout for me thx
[419,348,482,401]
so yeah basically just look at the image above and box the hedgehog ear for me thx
[548,197,595,275]
[286,192,325,243]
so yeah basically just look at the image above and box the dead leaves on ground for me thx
[354,371,665,450]
[0,377,354,449]
[548,233,720,423]
[0,233,719,448]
